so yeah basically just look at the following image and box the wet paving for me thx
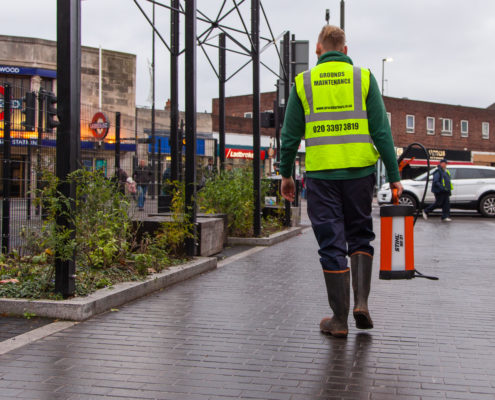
[0,204,494,399]
[0,316,54,342]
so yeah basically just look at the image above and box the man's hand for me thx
[281,176,295,202]
[389,181,403,198]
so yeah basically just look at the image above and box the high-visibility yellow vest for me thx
[443,169,454,191]
[295,61,379,171]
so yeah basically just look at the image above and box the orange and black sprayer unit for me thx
[379,142,438,281]
[379,189,415,279]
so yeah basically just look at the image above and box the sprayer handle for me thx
[392,188,399,205]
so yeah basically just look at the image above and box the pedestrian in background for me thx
[133,160,152,211]
[422,158,453,221]
[280,25,402,338]
[115,168,128,195]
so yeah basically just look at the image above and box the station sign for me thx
[0,65,56,79]
[89,112,110,140]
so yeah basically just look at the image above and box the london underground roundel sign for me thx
[90,112,110,140]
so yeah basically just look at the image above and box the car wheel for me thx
[399,193,418,210]
[479,194,495,218]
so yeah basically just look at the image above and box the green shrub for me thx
[198,168,269,237]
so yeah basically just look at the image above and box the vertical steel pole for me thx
[56,0,81,297]
[185,0,197,256]
[170,0,180,182]
[36,90,44,216]
[291,34,299,208]
[340,0,345,31]
[157,138,162,196]
[2,84,12,253]
[115,111,121,171]
[219,33,226,171]
[274,83,280,163]
[151,2,156,198]
[27,142,32,220]
[252,0,261,237]
[283,31,292,227]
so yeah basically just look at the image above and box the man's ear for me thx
[342,45,348,55]
[316,42,322,57]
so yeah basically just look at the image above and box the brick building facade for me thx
[384,96,495,166]
[212,92,277,137]
[214,90,495,169]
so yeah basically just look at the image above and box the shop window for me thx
[386,112,391,125]
[406,115,414,133]
[426,117,435,135]
[244,112,253,118]
[482,122,490,139]
[441,118,452,135]
[461,120,469,137]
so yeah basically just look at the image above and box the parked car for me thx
[377,165,495,217]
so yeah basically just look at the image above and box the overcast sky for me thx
[2,0,495,112]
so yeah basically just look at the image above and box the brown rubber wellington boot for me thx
[320,269,350,338]
[351,253,373,329]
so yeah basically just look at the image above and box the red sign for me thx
[225,148,266,160]
[89,111,110,140]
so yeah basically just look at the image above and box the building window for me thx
[386,112,391,125]
[461,120,469,137]
[426,117,435,135]
[244,112,253,118]
[441,118,452,135]
[482,122,490,139]
[406,115,415,133]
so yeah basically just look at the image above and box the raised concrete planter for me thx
[227,226,304,246]
[134,215,225,256]
[0,257,216,321]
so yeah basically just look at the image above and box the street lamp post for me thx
[381,57,393,96]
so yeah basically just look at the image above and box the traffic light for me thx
[261,111,275,128]
[46,91,59,132]
[21,91,36,131]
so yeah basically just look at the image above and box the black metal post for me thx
[340,0,345,31]
[219,33,226,171]
[27,142,32,220]
[170,0,180,182]
[55,0,81,297]
[178,119,184,182]
[185,0,197,256]
[291,34,298,208]
[151,2,156,199]
[274,83,280,163]
[252,0,261,237]
[36,90,44,216]
[283,31,292,227]
[157,138,162,196]
[115,111,121,171]
[2,84,12,253]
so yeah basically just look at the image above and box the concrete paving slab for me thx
[0,211,493,399]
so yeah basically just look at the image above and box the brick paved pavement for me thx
[0,207,494,399]
[0,317,54,342]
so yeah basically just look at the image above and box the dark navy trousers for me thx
[306,174,375,271]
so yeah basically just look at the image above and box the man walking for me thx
[422,159,453,221]
[280,25,402,338]
[133,160,153,211]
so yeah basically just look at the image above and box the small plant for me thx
[154,180,194,257]
[23,311,36,319]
